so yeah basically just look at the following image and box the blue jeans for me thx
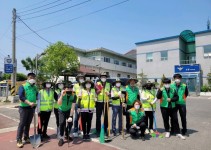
[112,105,122,133]
[74,103,79,132]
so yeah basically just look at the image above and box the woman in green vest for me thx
[141,82,156,134]
[37,81,54,141]
[123,100,146,141]
[78,80,96,141]
[156,78,185,140]
[57,83,76,146]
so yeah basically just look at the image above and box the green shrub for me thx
[201,84,209,92]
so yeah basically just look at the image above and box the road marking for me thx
[0,113,19,123]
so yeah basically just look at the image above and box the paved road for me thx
[0,96,211,150]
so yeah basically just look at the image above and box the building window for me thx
[104,57,110,63]
[161,51,168,61]
[127,75,130,78]
[122,62,126,66]
[146,52,153,62]
[117,73,121,77]
[114,60,119,65]
[128,64,132,68]
[204,45,211,59]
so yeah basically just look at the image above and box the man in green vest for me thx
[125,77,139,133]
[156,78,185,140]
[57,83,76,146]
[73,74,85,138]
[16,73,38,148]
[111,78,125,136]
[95,73,111,137]
[37,80,54,141]
[171,74,189,137]
[54,80,65,139]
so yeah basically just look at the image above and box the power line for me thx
[18,0,62,14]
[17,16,52,44]
[18,0,50,10]
[21,0,92,20]
[20,0,73,17]
[19,0,130,35]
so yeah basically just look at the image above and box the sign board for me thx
[174,64,200,73]
[4,64,13,73]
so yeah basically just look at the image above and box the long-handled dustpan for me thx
[30,112,41,148]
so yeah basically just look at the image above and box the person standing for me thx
[73,74,85,138]
[37,81,54,141]
[16,73,38,148]
[95,73,111,137]
[156,78,185,139]
[125,78,140,133]
[57,83,76,146]
[78,80,96,140]
[171,74,189,136]
[141,82,156,134]
[54,80,65,138]
[111,79,125,136]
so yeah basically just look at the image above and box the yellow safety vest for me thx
[73,83,83,103]
[96,82,110,102]
[40,89,54,111]
[111,86,125,106]
[80,89,96,111]
[142,89,156,110]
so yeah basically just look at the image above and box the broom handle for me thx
[106,96,110,137]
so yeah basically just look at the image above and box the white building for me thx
[135,29,211,92]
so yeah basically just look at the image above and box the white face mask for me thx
[101,78,106,82]
[79,79,84,83]
[28,79,36,84]
[175,79,181,83]
[46,83,51,88]
[86,84,91,88]
[116,83,121,87]
[58,84,64,90]
[164,84,170,88]
[135,105,140,110]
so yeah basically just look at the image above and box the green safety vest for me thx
[97,82,110,102]
[142,89,156,110]
[73,83,83,103]
[160,87,176,108]
[80,89,96,111]
[111,86,125,106]
[129,108,145,124]
[126,85,139,106]
[54,89,60,109]
[39,89,54,111]
[59,94,75,111]
[170,83,187,105]
[20,82,37,107]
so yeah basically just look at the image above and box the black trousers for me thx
[96,102,108,134]
[126,105,133,131]
[54,108,59,127]
[37,111,51,135]
[161,107,180,133]
[176,104,187,134]
[145,111,153,130]
[81,112,93,135]
[58,110,73,137]
[129,122,146,137]
[17,107,34,140]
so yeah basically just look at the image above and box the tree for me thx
[1,73,27,81]
[207,72,211,87]
[137,69,147,89]
[40,41,80,83]
[21,57,36,73]
[160,74,166,88]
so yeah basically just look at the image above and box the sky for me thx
[0,0,211,74]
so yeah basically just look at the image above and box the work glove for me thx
[67,116,73,122]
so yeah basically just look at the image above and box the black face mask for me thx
[146,86,151,90]
[66,91,72,95]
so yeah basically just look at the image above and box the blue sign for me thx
[4,64,13,74]
[174,64,200,73]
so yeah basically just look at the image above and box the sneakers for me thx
[165,132,170,138]
[42,134,50,139]
[65,135,73,141]
[73,132,79,138]
[145,129,149,134]
[176,134,186,140]
[136,126,140,130]
[150,129,154,134]
[58,138,64,146]
[17,139,23,148]
[141,136,145,141]
[23,136,30,143]
[83,135,86,140]
[86,135,91,141]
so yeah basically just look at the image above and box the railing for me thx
[180,59,196,64]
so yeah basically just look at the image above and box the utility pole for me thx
[11,8,16,95]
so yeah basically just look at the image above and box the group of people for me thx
[16,72,189,148]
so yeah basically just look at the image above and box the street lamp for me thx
[35,52,46,76]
